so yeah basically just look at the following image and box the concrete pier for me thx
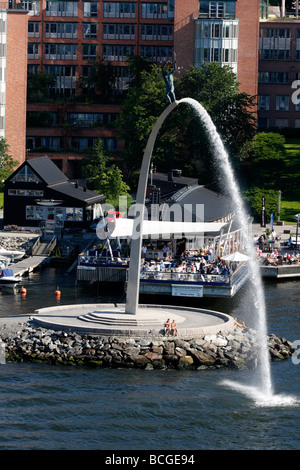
[29,303,235,338]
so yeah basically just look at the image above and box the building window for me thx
[102,44,134,61]
[83,23,97,39]
[141,3,168,19]
[258,117,269,129]
[45,43,77,60]
[44,65,76,96]
[28,21,39,37]
[141,24,173,41]
[28,43,39,59]
[26,205,83,222]
[276,95,289,111]
[140,45,173,62]
[71,137,97,150]
[104,2,136,18]
[71,137,118,151]
[26,136,63,150]
[28,64,39,74]
[45,22,77,38]
[46,1,78,17]
[199,1,236,19]
[258,71,290,84]
[27,111,58,127]
[259,28,290,60]
[11,166,41,183]
[275,118,288,128]
[258,95,270,111]
[112,65,130,92]
[103,23,135,40]
[83,2,98,17]
[194,19,238,72]
[68,112,118,126]
[21,1,40,16]
[8,189,44,197]
[82,44,97,60]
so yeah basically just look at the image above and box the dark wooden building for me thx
[4,156,105,230]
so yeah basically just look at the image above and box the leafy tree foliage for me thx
[27,73,56,102]
[243,187,279,223]
[80,138,129,207]
[0,138,18,190]
[119,61,257,190]
[242,132,287,189]
[79,59,121,104]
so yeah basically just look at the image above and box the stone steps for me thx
[78,312,163,327]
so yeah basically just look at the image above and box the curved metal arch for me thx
[125,100,179,315]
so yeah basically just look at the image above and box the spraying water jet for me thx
[178,98,273,399]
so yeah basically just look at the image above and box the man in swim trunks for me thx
[171,319,177,336]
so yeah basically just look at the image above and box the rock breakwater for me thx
[0,321,295,370]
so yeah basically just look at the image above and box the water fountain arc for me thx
[125,96,273,398]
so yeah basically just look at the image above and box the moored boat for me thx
[0,268,21,286]
[0,247,25,261]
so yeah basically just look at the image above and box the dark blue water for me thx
[0,268,299,450]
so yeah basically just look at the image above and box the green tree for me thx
[127,55,155,89]
[244,132,287,188]
[27,72,56,102]
[176,63,239,113]
[174,64,257,189]
[80,138,130,207]
[80,138,112,190]
[0,138,18,190]
[244,187,279,222]
[118,62,257,190]
[80,59,121,104]
[176,64,257,169]
[97,165,130,208]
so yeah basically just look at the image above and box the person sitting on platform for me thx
[171,320,178,336]
[164,319,171,336]
[234,317,246,328]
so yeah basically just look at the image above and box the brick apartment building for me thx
[24,0,260,178]
[0,1,28,165]
[258,4,300,130]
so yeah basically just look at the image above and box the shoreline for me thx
[0,317,295,370]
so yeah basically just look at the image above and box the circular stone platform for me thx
[30,303,235,338]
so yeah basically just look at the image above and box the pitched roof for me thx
[27,156,68,185]
[170,185,234,222]
[49,181,104,204]
[7,156,105,204]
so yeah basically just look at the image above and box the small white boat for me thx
[0,247,25,261]
[0,268,20,286]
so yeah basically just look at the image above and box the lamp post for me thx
[277,190,281,224]
[261,196,266,228]
[296,214,299,250]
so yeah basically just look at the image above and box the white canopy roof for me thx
[103,217,226,238]
[221,251,249,262]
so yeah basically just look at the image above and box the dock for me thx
[260,264,300,279]
[13,255,50,277]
